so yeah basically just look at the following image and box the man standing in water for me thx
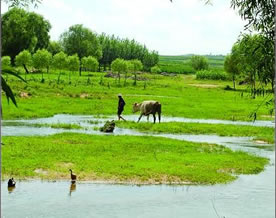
[117,94,126,121]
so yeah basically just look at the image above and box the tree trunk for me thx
[124,73,127,86]
[232,75,236,90]
[252,73,256,98]
[79,66,82,76]
[134,73,137,86]
[23,64,30,74]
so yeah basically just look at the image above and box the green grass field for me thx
[2,70,273,121]
[1,68,274,184]
[116,121,275,144]
[159,54,225,65]
[158,54,225,73]
[2,133,268,184]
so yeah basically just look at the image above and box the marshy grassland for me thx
[2,133,269,184]
[2,71,274,121]
[116,121,275,144]
[1,70,274,184]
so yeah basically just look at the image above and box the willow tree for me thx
[111,58,128,85]
[60,24,102,76]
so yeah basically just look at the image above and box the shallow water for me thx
[2,114,275,128]
[1,114,275,218]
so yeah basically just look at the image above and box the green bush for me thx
[190,55,209,70]
[151,65,161,73]
[1,56,11,67]
[196,70,228,80]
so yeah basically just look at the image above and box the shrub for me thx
[2,56,11,67]
[82,56,99,72]
[15,50,32,74]
[151,65,161,73]
[190,55,209,70]
[196,70,228,80]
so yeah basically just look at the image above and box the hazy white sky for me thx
[2,0,247,55]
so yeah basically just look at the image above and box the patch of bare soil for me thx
[255,140,269,144]
[80,93,89,99]
[19,91,31,98]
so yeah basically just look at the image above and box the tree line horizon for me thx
[1,8,159,74]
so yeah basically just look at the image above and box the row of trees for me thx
[1,8,159,75]
[98,33,158,72]
[2,49,147,86]
[224,34,274,96]
[3,49,99,82]
[111,58,143,85]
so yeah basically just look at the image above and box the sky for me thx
[2,0,247,55]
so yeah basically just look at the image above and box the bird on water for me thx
[8,178,16,187]
[69,169,77,181]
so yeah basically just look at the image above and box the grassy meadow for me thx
[116,122,275,144]
[2,133,268,184]
[158,54,225,74]
[2,69,273,121]
[1,67,274,184]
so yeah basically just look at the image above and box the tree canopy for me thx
[47,41,63,55]
[230,0,275,40]
[190,55,209,71]
[98,33,159,71]
[1,8,51,61]
[60,24,102,60]
[3,0,42,8]
[15,50,32,74]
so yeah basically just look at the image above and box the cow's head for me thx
[132,103,140,113]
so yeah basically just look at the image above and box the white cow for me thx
[133,100,161,123]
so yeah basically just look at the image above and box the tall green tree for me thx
[224,52,239,90]
[60,24,102,76]
[2,8,51,62]
[142,50,159,71]
[1,0,42,109]
[32,49,52,81]
[234,34,274,96]
[47,41,63,55]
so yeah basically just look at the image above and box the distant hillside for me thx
[159,54,225,68]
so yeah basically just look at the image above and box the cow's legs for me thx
[158,112,161,123]
[153,113,156,124]
[137,114,143,123]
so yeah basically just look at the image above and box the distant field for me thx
[159,54,225,66]
[158,54,225,73]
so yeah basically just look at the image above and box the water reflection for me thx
[7,186,16,194]
[69,181,76,196]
